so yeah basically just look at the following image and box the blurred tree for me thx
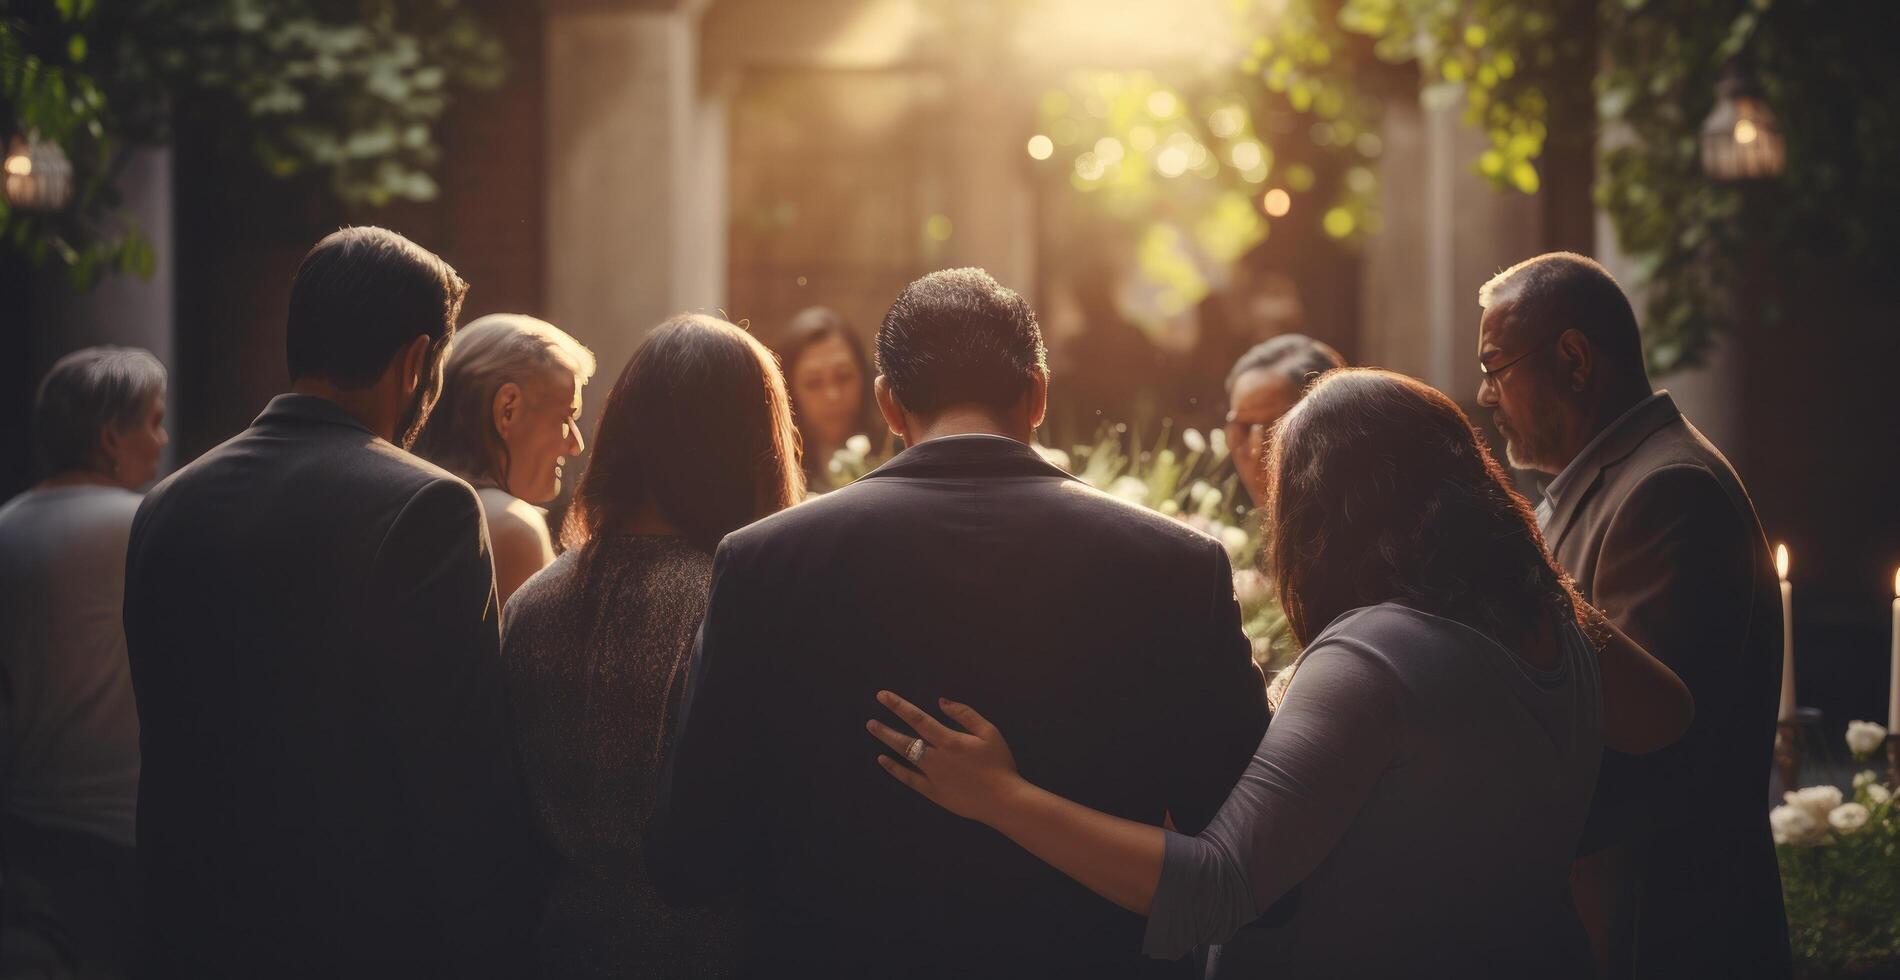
[1,0,503,290]
[1038,0,1897,373]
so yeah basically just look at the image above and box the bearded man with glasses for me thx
[1474,251,1790,980]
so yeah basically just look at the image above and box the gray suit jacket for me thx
[1541,392,1789,979]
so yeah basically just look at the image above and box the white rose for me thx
[1158,499,1181,517]
[1220,525,1251,562]
[1109,476,1149,503]
[1828,802,1872,834]
[1770,804,1825,847]
[1233,569,1270,606]
[1846,720,1888,758]
[1209,426,1228,457]
[845,434,872,458]
[1182,428,1207,454]
[1785,785,1844,823]
[1855,769,1879,789]
[1868,784,1893,806]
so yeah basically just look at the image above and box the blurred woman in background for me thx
[1222,334,1344,507]
[501,314,803,978]
[775,306,885,486]
[414,313,596,609]
[0,346,169,979]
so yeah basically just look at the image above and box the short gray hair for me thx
[33,346,168,477]
[1225,334,1346,393]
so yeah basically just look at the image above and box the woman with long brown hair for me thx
[863,369,1693,977]
[500,314,802,978]
[774,306,886,486]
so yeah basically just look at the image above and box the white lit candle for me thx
[1777,544,1794,723]
[1888,567,1899,733]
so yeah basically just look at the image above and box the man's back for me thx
[651,436,1268,977]
[124,394,538,978]
[1545,393,1790,977]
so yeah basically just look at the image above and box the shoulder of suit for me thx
[722,469,1225,561]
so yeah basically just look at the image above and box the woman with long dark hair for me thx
[500,314,802,978]
[864,369,1693,977]
[774,306,885,485]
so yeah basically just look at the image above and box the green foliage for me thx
[1047,0,1895,375]
[1,0,504,289]
[1598,0,1900,372]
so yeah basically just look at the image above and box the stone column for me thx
[33,147,178,477]
[545,0,723,429]
[1360,89,1541,401]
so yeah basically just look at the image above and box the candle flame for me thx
[1775,544,1789,581]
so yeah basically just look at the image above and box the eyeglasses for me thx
[1478,336,1558,381]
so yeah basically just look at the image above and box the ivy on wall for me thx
[1,0,503,289]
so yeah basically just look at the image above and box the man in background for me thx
[1475,251,1789,978]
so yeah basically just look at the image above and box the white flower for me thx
[1109,475,1149,503]
[1157,499,1181,517]
[1868,784,1893,806]
[1785,785,1844,824]
[1846,720,1888,758]
[1220,525,1251,562]
[1182,428,1207,454]
[1209,426,1228,457]
[845,434,872,458]
[1770,804,1826,847]
[827,458,845,474]
[1855,769,1879,789]
[1233,569,1270,606]
[1828,802,1872,835]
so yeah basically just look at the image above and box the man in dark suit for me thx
[649,268,1269,977]
[123,227,540,977]
[1476,252,1790,978]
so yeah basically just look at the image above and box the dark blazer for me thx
[122,394,541,978]
[1542,392,1791,979]
[648,434,1269,978]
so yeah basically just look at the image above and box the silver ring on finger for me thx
[906,737,927,764]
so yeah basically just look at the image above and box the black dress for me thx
[502,535,751,978]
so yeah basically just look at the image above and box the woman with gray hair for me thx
[414,313,597,610]
[0,345,168,978]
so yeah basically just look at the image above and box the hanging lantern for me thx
[4,132,76,211]
[1701,66,1785,181]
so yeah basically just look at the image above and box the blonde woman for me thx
[415,313,596,609]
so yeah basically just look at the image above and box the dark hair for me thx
[1263,368,1592,652]
[33,346,167,477]
[285,226,469,388]
[776,306,884,472]
[560,314,804,553]
[1478,252,1645,371]
[1225,334,1346,394]
[875,268,1047,415]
